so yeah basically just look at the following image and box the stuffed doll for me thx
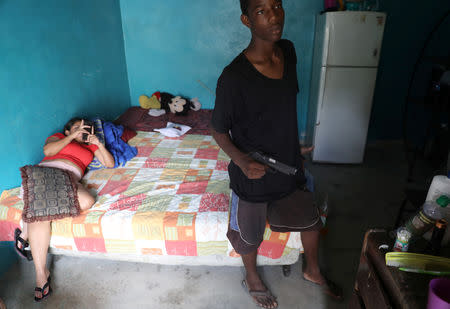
[139,91,201,117]
[139,91,161,109]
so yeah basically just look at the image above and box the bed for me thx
[0,109,303,266]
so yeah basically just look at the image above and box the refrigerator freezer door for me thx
[312,67,378,163]
[322,12,386,67]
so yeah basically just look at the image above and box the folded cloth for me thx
[103,121,138,167]
[154,122,191,137]
[20,165,80,223]
[148,109,166,117]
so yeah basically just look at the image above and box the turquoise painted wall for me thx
[120,0,322,143]
[368,0,450,141]
[0,0,131,192]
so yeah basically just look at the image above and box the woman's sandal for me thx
[34,280,52,302]
[14,228,33,261]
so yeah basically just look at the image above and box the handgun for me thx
[250,152,298,176]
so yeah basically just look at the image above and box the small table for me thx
[350,229,449,309]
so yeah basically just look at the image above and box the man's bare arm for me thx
[211,128,266,179]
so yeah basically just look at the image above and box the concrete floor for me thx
[1,141,425,309]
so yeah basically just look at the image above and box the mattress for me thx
[0,131,302,266]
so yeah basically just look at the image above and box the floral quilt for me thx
[0,132,302,261]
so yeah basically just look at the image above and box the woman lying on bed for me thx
[15,117,114,301]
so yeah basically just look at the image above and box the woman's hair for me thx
[240,0,249,15]
[63,117,83,132]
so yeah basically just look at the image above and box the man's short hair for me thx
[240,0,249,15]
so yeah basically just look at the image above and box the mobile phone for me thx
[82,126,91,142]
[82,121,94,142]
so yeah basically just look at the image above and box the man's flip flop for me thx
[241,279,278,309]
[14,228,33,261]
[302,275,343,301]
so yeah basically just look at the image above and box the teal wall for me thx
[2,1,448,188]
[0,0,131,192]
[368,1,450,140]
[120,0,322,143]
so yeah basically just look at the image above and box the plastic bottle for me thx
[324,0,338,11]
[425,175,450,245]
[345,0,362,11]
[363,0,379,11]
[426,176,450,203]
[393,227,412,252]
[405,195,450,238]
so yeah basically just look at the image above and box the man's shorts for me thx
[227,188,322,255]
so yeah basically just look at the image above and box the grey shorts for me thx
[227,188,322,255]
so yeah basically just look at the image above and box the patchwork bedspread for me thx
[0,132,302,265]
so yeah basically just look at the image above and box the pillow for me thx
[20,165,80,223]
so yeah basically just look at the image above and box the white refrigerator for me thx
[309,11,386,163]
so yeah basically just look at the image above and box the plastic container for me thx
[324,0,338,11]
[363,0,379,11]
[393,227,412,252]
[426,176,450,245]
[426,176,450,203]
[405,196,449,237]
[427,278,450,309]
[385,252,450,276]
[345,0,362,11]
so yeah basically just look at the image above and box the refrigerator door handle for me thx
[320,69,328,110]
[315,67,327,128]
[323,22,331,65]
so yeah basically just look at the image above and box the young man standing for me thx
[211,0,343,307]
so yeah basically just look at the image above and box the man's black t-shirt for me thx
[211,39,303,202]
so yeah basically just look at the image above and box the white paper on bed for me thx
[154,122,191,137]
